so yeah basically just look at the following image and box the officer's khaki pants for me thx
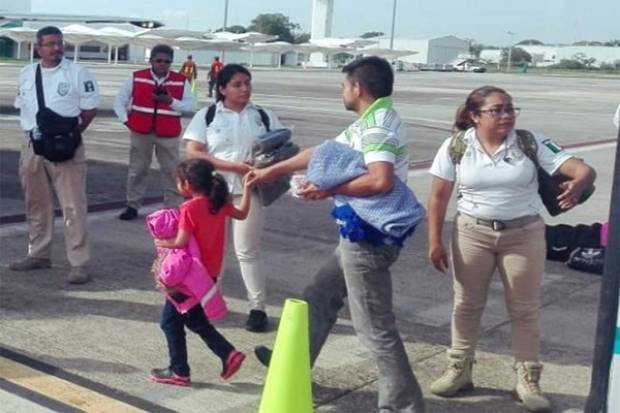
[449,214,546,361]
[19,140,89,267]
[126,131,182,210]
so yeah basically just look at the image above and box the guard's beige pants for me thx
[19,140,89,267]
[126,131,182,210]
[449,213,546,361]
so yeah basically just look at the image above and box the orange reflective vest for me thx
[209,60,223,80]
[126,69,185,137]
[180,60,197,79]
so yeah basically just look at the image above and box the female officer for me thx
[426,85,595,412]
[183,64,284,332]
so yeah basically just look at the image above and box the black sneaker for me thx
[149,367,190,386]
[245,309,268,332]
[119,207,138,221]
[254,345,272,367]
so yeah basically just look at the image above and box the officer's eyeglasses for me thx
[40,41,63,48]
[478,106,521,118]
[154,59,172,64]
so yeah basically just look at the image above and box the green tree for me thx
[215,25,246,33]
[550,59,585,70]
[360,31,384,39]
[573,40,603,46]
[501,47,532,64]
[517,39,544,45]
[573,52,596,70]
[293,32,311,44]
[469,43,485,57]
[247,13,301,43]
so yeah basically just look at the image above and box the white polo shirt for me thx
[429,127,573,220]
[182,101,283,195]
[14,58,100,132]
[334,97,409,182]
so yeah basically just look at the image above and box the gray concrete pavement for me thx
[0,63,617,412]
[0,140,615,412]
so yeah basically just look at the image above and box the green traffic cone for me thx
[258,299,313,413]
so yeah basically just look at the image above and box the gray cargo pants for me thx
[303,237,426,413]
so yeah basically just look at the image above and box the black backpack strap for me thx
[257,107,270,131]
[515,129,539,168]
[205,103,217,126]
[205,103,271,131]
[35,64,46,111]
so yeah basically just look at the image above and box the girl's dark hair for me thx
[176,159,229,214]
[453,85,511,131]
[216,64,252,102]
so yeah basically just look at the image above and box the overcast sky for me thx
[31,0,620,46]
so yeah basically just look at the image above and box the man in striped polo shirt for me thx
[249,56,426,413]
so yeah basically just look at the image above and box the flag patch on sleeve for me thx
[84,81,95,93]
[542,139,563,154]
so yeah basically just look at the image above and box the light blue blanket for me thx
[307,140,426,238]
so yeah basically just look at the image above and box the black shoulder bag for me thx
[31,64,82,162]
[515,130,595,217]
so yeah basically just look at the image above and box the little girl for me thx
[150,158,253,386]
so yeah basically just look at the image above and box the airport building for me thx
[371,36,469,65]
[480,45,620,68]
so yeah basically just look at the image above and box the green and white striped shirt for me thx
[334,97,409,182]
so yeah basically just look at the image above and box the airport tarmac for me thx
[0,63,618,412]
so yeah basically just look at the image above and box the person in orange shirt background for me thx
[208,56,224,98]
[180,55,198,84]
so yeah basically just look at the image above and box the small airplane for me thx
[0,12,163,28]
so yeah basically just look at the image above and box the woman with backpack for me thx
[426,85,595,412]
[183,64,284,333]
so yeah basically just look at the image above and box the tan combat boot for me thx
[514,361,551,412]
[9,256,51,271]
[430,349,474,397]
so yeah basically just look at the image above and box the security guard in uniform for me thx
[10,26,100,284]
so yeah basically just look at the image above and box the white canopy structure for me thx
[62,24,119,62]
[310,37,378,49]
[0,26,37,61]
[241,41,298,68]
[304,37,381,68]
[211,31,277,44]
[212,31,279,67]
[98,26,140,63]
[0,25,419,68]
[131,30,245,60]
[138,28,212,39]
[130,33,168,48]
[358,47,418,59]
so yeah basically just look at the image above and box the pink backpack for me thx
[600,222,609,247]
[146,208,227,321]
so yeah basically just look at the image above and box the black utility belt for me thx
[458,212,540,231]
